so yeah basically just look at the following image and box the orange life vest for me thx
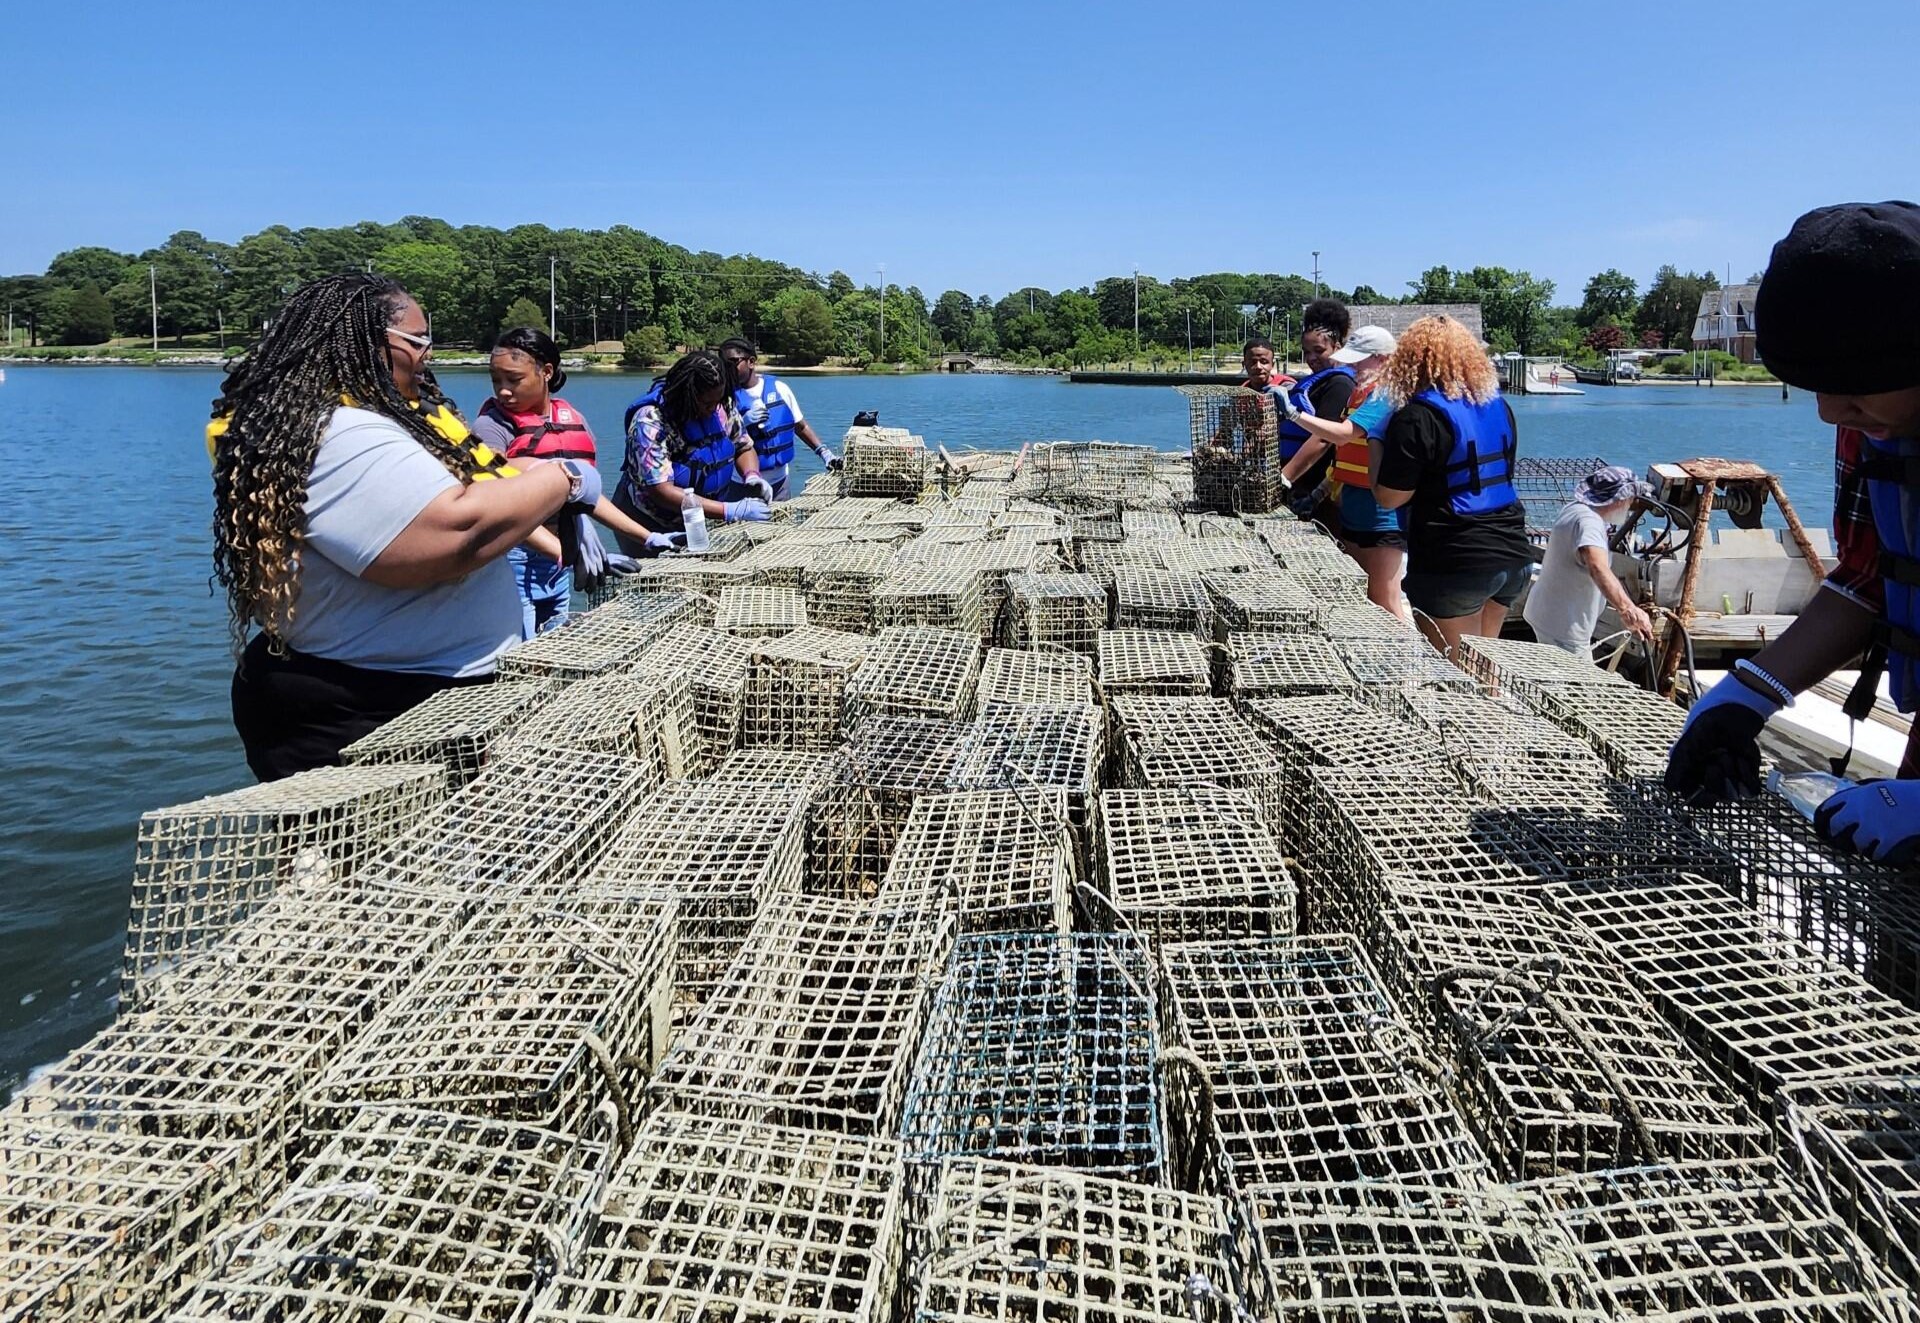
[1330,380,1379,489]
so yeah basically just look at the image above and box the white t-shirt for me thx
[279,407,522,676]
[1523,501,1611,651]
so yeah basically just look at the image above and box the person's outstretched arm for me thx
[368,463,572,589]
[1577,544,1654,640]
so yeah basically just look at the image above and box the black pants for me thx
[230,634,489,781]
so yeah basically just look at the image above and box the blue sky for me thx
[7,0,1917,303]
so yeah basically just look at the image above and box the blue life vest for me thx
[1416,389,1519,517]
[736,374,798,477]
[622,384,738,501]
[1277,365,1354,461]
[1861,434,1920,711]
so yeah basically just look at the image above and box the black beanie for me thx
[1756,200,1920,395]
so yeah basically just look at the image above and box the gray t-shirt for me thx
[1522,500,1610,651]
[278,407,521,677]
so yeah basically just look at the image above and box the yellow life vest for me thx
[206,398,519,481]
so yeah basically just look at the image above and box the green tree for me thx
[1349,284,1388,305]
[59,283,115,344]
[1577,268,1637,327]
[622,326,669,367]
[1634,265,1718,349]
[761,287,836,364]
[46,247,134,295]
[1408,264,1555,355]
[931,289,975,348]
[225,226,304,332]
[500,296,549,336]
[142,231,228,339]
[376,241,466,329]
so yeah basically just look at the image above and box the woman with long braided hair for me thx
[610,348,770,553]
[212,273,596,779]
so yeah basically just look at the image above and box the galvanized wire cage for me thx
[1527,681,1689,779]
[1206,570,1322,635]
[1225,632,1356,699]
[650,893,954,1134]
[1096,629,1212,697]
[974,646,1096,715]
[306,895,676,1140]
[174,1107,610,1323]
[536,1111,903,1323]
[901,932,1164,1183]
[843,626,981,728]
[1110,697,1287,830]
[872,566,986,638]
[1114,567,1214,640]
[812,717,973,898]
[1094,788,1294,946]
[1455,634,1633,702]
[952,706,1105,836]
[341,678,555,789]
[1158,936,1491,1190]
[843,425,929,498]
[502,665,698,783]
[805,543,900,634]
[1181,385,1285,514]
[744,626,874,751]
[120,762,445,1010]
[634,623,753,775]
[714,584,810,637]
[876,788,1076,935]
[498,591,705,681]
[917,1159,1248,1323]
[0,1120,250,1323]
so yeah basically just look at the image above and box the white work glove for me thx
[745,475,776,505]
[643,531,687,556]
[744,400,769,429]
[723,498,772,523]
[819,446,843,472]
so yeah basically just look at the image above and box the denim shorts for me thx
[1402,562,1532,619]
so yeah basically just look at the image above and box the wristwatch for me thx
[559,460,585,503]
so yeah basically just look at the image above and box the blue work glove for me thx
[605,553,642,575]
[818,446,843,472]
[643,531,686,556]
[745,475,776,505]
[723,497,772,523]
[744,399,770,430]
[569,513,608,591]
[1268,385,1311,421]
[1815,780,1920,867]
[1663,673,1782,805]
[558,459,602,514]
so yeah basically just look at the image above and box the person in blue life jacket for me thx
[1360,314,1534,660]
[609,349,771,555]
[718,337,839,501]
[1272,299,1358,522]
[470,327,676,637]
[1665,201,1920,866]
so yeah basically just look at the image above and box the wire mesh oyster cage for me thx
[1003,571,1109,653]
[1181,385,1285,514]
[1093,787,1295,946]
[804,542,901,633]
[1096,629,1212,697]
[714,583,810,637]
[341,678,556,789]
[497,590,705,681]
[1114,567,1214,640]
[633,623,753,776]
[842,425,929,498]
[974,646,1096,715]
[743,625,874,752]
[872,566,985,638]
[120,761,446,1011]
[812,717,973,898]
[843,626,981,728]
[875,787,1076,935]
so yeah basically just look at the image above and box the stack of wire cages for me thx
[841,425,929,498]
[119,762,446,1010]
[974,646,1096,715]
[501,664,699,785]
[497,590,704,681]
[1026,441,1160,509]
[635,622,753,775]
[1096,629,1212,698]
[842,625,981,728]
[1205,569,1321,635]
[1114,567,1214,640]
[1181,385,1285,514]
[341,678,555,789]
[536,1112,904,1323]
[804,542,900,633]
[872,566,985,638]
[933,538,1049,640]
[1092,787,1294,945]
[1225,632,1357,701]
[304,895,677,1144]
[1110,695,1287,829]
[713,584,809,638]
[649,892,954,1134]
[742,625,873,751]
[1239,698,1450,855]
[1779,1075,1920,1300]
[579,781,808,1006]
[875,787,1076,935]
[951,705,1105,853]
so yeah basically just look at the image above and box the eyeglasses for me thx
[388,327,433,353]
[721,355,751,367]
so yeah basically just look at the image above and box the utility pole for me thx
[149,264,159,352]
[1209,309,1215,372]
[1185,308,1192,372]
[877,264,886,364]
[549,257,557,340]
[1311,251,1321,299]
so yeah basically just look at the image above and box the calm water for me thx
[0,366,1828,1093]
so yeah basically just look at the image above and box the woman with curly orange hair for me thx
[1368,315,1533,657]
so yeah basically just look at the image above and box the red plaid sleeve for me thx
[1826,426,1885,611]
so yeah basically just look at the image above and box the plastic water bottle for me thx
[680,488,710,554]
[1766,769,1852,823]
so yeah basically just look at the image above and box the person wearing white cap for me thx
[1521,465,1656,659]
[1270,324,1409,620]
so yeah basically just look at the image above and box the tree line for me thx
[0,215,1730,366]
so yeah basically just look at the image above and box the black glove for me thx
[1663,674,1780,804]
[558,512,608,592]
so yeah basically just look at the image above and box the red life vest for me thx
[480,396,597,463]
[1331,380,1379,489]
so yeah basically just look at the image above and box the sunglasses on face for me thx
[388,327,433,352]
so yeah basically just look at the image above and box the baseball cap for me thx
[1574,464,1651,507]
[1331,325,1396,364]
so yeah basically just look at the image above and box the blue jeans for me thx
[508,545,571,639]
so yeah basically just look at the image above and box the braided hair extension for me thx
[210,273,478,656]
[648,349,732,461]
